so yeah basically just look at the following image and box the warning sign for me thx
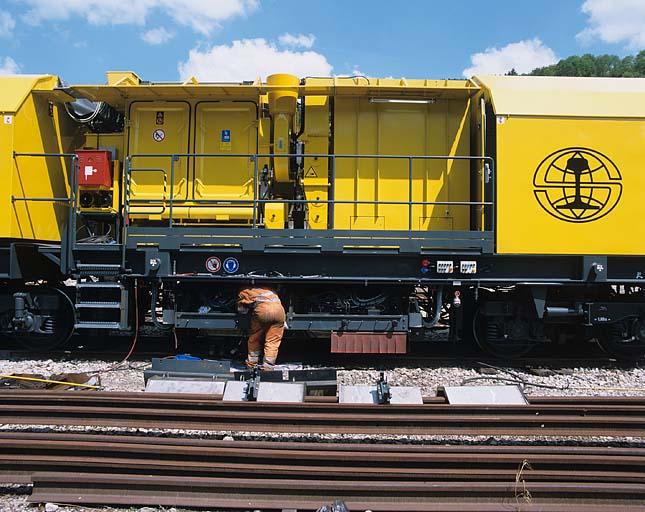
[205,256,221,273]
[152,129,165,142]
[156,111,164,125]
[305,167,318,178]
[220,129,231,151]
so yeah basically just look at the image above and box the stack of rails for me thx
[0,390,644,436]
[0,432,644,510]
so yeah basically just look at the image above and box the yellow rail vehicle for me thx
[1,72,645,359]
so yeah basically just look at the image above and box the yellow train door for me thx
[191,101,258,222]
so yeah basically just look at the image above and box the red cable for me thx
[118,279,139,363]
[100,279,139,373]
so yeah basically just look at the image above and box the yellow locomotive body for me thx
[0,75,78,242]
[5,72,645,249]
[3,71,645,359]
[73,73,478,232]
[475,76,645,256]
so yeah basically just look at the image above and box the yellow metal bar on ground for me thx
[0,374,101,390]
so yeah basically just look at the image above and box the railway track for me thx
[1,390,644,437]
[1,431,644,510]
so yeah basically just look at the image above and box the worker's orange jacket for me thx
[237,287,285,325]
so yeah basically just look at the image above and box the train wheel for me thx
[472,306,539,359]
[597,318,645,361]
[7,287,75,351]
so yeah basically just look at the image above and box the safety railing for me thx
[125,152,495,232]
[9,151,495,271]
[12,152,78,270]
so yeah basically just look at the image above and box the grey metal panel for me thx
[145,378,226,394]
[143,358,232,383]
[443,385,528,405]
[389,386,424,405]
[339,385,423,405]
[256,382,305,403]
[338,385,377,404]
[174,313,238,329]
[288,314,408,333]
[125,227,494,254]
[223,380,248,402]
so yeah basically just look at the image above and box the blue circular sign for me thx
[223,257,239,274]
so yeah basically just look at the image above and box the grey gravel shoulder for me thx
[2,357,645,396]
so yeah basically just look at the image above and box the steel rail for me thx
[27,472,645,511]
[0,431,642,510]
[4,389,645,407]
[0,391,644,436]
[3,389,645,405]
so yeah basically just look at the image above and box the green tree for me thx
[529,51,645,77]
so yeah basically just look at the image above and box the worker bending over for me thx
[237,287,286,370]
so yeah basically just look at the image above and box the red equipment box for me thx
[76,150,112,187]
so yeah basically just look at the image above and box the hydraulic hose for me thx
[423,286,444,328]
[294,96,305,141]
[150,283,172,331]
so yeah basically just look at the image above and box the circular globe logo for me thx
[533,147,622,223]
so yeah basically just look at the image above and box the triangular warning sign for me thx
[305,167,318,178]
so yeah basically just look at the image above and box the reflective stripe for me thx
[247,351,260,363]
[253,290,280,305]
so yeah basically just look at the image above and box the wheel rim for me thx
[597,318,645,360]
[8,287,75,351]
[472,307,538,359]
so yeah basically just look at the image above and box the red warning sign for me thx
[205,256,221,273]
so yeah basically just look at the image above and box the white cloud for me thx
[463,38,558,77]
[0,56,20,75]
[178,38,333,82]
[577,0,645,49]
[0,10,15,37]
[20,0,258,35]
[278,33,316,49]
[141,26,174,45]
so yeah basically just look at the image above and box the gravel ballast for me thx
[1,356,644,396]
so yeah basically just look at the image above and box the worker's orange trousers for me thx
[246,302,285,367]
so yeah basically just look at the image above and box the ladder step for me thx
[75,321,123,330]
[76,282,122,289]
[76,301,122,309]
[76,263,121,276]
[77,263,121,269]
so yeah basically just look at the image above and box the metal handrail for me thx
[12,152,79,272]
[11,197,70,203]
[9,151,496,274]
[126,152,494,231]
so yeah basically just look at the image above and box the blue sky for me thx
[0,0,643,83]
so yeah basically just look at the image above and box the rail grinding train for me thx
[1,71,645,359]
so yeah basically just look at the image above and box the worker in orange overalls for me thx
[237,287,286,370]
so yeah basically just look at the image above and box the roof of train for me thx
[61,75,478,108]
[474,75,645,118]
[0,74,59,112]
[2,72,645,118]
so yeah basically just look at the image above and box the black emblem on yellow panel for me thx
[533,147,622,223]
